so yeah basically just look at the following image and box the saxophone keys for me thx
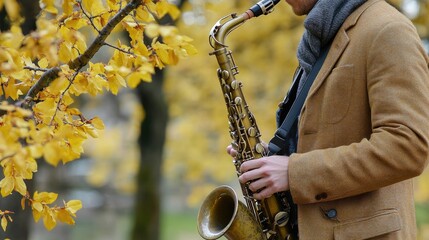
[221,70,230,80]
[248,127,257,137]
[223,84,231,93]
[234,97,242,105]
[274,211,290,227]
[255,143,265,154]
[217,68,223,79]
[231,80,239,90]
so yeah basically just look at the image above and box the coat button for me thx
[325,209,337,219]
[315,192,328,201]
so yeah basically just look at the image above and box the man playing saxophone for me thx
[228,0,429,239]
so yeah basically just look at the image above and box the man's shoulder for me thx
[343,0,415,39]
[354,0,413,28]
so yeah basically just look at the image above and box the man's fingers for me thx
[226,145,237,158]
[240,159,264,173]
[253,187,273,200]
[238,167,265,183]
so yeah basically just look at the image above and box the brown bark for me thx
[132,70,168,240]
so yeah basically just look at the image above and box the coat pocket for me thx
[334,209,401,240]
[320,64,354,124]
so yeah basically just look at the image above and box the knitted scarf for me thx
[297,0,366,75]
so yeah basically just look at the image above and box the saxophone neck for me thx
[209,0,281,48]
[209,13,249,49]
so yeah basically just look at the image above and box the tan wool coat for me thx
[288,0,429,239]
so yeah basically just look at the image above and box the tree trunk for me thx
[131,69,168,240]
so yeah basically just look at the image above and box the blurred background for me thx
[1,0,429,239]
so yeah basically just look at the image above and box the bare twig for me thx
[23,66,49,72]
[77,0,101,33]
[48,70,80,126]
[103,42,135,55]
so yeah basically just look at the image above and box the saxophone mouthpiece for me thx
[248,0,281,18]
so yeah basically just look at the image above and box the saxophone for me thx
[197,1,298,239]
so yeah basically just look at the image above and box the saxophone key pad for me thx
[247,127,257,137]
[221,70,230,80]
[255,143,265,154]
[231,80,239,90]
[234,97,242,105]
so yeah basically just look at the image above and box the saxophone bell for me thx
[197,185,266,240]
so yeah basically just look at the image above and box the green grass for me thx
[161,211,201,240]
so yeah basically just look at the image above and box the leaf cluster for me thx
[0,0,196,232]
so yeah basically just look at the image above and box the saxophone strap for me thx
[268,43,332,155]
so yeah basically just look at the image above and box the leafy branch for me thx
[22,0,143,106]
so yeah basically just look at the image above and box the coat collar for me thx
[304,0,382,101]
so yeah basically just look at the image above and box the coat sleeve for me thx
[288,20,429,204]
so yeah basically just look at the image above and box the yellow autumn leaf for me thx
[81,0,105,16]
[135,5,155,22]
[145,1,157,17]
[32,207,42,222]
[182,43,198,56]
[105,66,127,95]
[21,197,26,210]
[33,191,58,204]
[122,21,143,43]
[134,41,150,57]
[33,98,57,125]
[57,209,74,225]
[43,141,62,166]
[27,145,44,159]
[90,117,105,130]
[0,176,14,197]
[82,124,99,138]
[145,24,160,39]
[87,74,108,96]
[126,71,153,88]
[14,176,26,196]
[40,0,58,14]
[32,202,43,212]
[58,41,74,63]
[64,17,88,30]
[43,209,56,231]
[1,216,7,231]
[38,57,49,69]
[66,200,82,214]
[156,1,180,20]
[62,0,75,15]
[4,0,21,22]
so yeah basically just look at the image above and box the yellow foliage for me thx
[0,0,194,232]
[415,168,429,203]
[84,100,142,194]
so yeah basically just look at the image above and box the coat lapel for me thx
[302,0,382,107]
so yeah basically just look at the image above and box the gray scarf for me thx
[297,0,366,75]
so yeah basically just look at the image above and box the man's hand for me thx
[226,145,290,200]
[239,156,291,200]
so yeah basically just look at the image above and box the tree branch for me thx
[22,0,143,106]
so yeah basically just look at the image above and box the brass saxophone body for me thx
[197,1,297,239]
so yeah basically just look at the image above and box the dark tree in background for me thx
[131,1,187,239]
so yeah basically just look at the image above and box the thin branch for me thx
[22,0,143,107]
[78,0,101,33]
[23,66,49,72]
[103,42,135,55]
[48,70,80,126]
